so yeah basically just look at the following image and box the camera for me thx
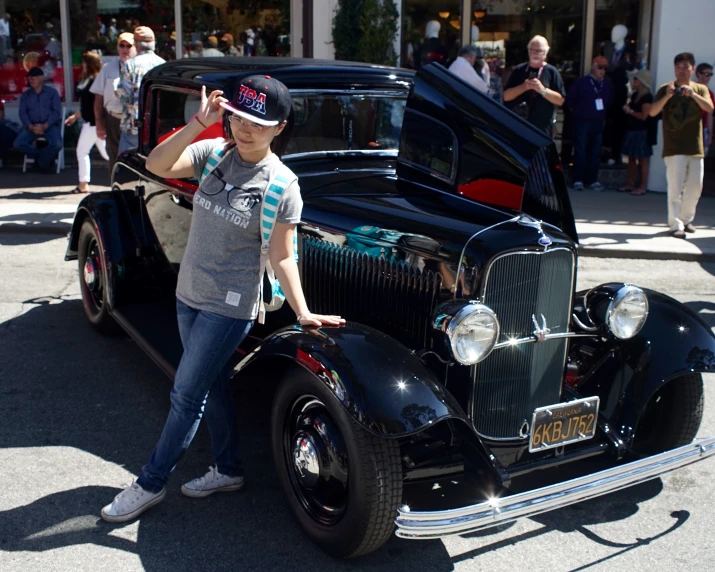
[674,86,684,96]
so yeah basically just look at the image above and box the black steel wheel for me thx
[271,370,402,558]
[632,373,704,456]
[78,220,121,335]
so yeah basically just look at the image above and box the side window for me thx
[287,95,406,155]
[151,89,201,147]
[148,88,224,158]
[398,109,456,182]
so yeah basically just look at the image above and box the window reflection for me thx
[288,95,406,154]
[1,7,65,101]
[181,0,290,58]
[402,1,462,69]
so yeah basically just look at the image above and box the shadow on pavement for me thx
[0,297,695,570]
[0,298,453,571]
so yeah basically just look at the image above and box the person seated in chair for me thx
[13,66,63,173]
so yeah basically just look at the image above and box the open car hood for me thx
[397,63,577,242]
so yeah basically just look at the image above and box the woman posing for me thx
[100,77,344,522]
[620,70,654,196]
[65,52,109,193]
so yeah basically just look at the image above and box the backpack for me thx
[200,141,299,324]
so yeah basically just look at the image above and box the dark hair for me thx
[674,52,695,67]
[82,51,103,78]
[222,106,295,158]
[696,62,713,74]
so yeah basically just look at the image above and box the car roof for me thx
[143,57,415,92]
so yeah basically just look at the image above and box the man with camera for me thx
[650,52,713,239]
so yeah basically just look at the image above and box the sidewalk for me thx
[1,168,714,261]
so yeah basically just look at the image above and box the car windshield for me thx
[286,93,406,156]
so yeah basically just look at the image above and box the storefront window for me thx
[1,2,65,101]
[401,1,462,69]
[594,0,650,71]
[181,0,290,59]
[469,1,584,91]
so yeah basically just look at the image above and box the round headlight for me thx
[446,303,500,365]
[606,285,649,339]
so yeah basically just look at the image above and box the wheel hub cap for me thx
[83,258,97,289]
[293,435,320,488]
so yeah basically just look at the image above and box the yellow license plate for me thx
[529,397,600,452]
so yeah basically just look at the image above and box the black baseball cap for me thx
[220,75,292,126]
[27,67,44,77]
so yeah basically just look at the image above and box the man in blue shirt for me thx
[566,56,613,191]
[13,67,63,172]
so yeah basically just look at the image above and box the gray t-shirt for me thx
[177,138,302,320]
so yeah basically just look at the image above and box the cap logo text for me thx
[237,85,267,115]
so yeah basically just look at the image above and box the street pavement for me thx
[0,236,714,571]
[1,166,715,261]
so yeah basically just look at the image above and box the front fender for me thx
[576,289,715,435]
[237,322,468,438]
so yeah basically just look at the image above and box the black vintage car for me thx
[66,58,715,558]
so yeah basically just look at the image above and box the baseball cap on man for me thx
[134,26,155,42]
[220,75,292,127]
[27,66,44,77]
[207,35,218,46]
[592,55,609,67]
[221,33,234,43]
[117,32,135,46]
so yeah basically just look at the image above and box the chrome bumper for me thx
[395,436,715,539]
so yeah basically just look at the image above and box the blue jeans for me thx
[13,125,62,170]
[137,300,253,493]
[118,131,138,155]
[572,120,604,186]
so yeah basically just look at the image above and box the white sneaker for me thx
[181,466,244,498]
[589,182,605,192]
[101,482,166,523]
[572,181,584,191]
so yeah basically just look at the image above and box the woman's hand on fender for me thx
[198,85,228,126]
[297,312,346,327]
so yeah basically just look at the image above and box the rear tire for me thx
[78,220,122,336]
[271,370,402,558]
[632,373,704,456]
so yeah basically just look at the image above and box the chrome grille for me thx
[301,235,442,348]
[471,248,575,439]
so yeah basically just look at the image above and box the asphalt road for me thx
[1,235,714,572]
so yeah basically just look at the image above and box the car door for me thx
[396,63,577,241]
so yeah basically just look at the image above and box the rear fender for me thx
[64,190,166,308]
[575,289,715,436]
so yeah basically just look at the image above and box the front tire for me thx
[271,370,402,558]
[632,373,704,455]
[78,219,121,335]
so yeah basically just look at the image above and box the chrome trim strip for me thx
[454,216,521,301]
[493,331,597,349]
[289,89,408,97]
[395,436,715,539]
[297,168,396,178]
[283,149,399,161]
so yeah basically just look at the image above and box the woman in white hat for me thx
[621,69,654,195]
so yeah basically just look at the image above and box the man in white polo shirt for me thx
[448,45,489,94]
[91,32,136,175]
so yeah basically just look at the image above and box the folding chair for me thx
[23,105,66,174]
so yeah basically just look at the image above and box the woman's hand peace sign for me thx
[197,85,228,127]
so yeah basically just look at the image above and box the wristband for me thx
[194,115,208,129]
[540,88,547,97]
